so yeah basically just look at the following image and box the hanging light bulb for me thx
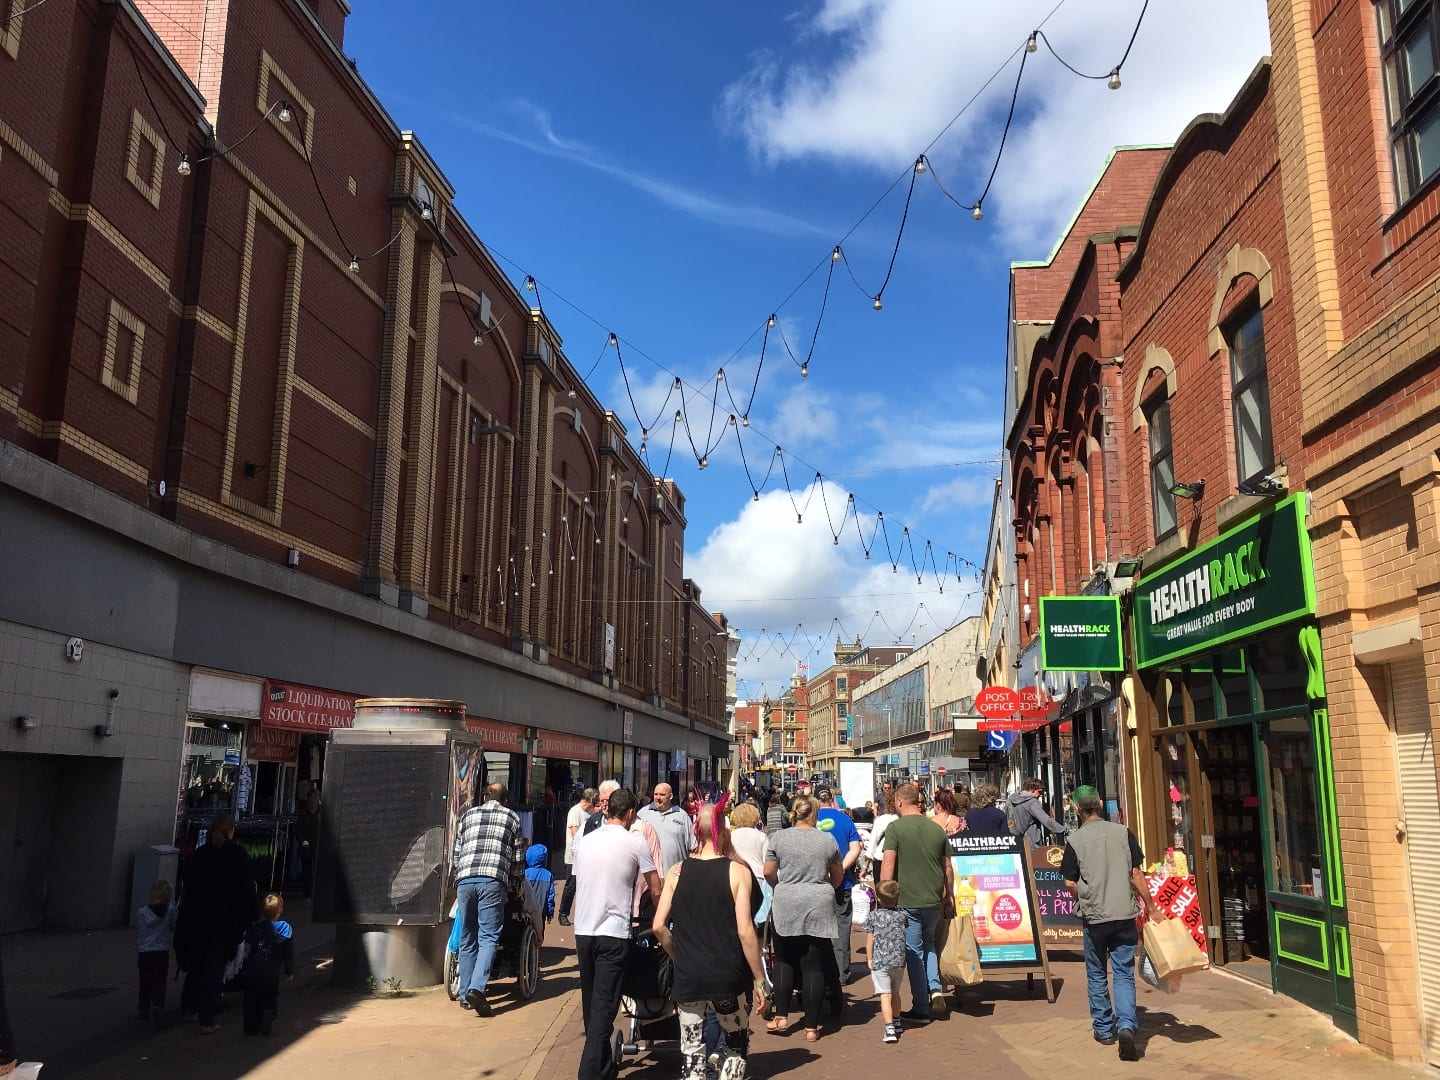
[914,155,927,174]
[608,332,618,348]
[673,376,682,390]
[278,101,293,124]
[872,297,883,312]
[1026,32,1038,53]
[972,202,984,221]
[348,255,360,273]
[767,313,777,329]
[698,457,708,470]
[473,331,484,346]
[674,410,682,422]
[831,245,842,262]
[728,414,737,426]
[523,275,536,291]
[639,441,647,454]
[800,362,809,377]
[177,154,192,177]
[641,427,649,441]
[421,203,433,221]
[716,369,725,382]
[752,491,760,502]
[741,415,750,427]
[1107,67,1122,90]
[567,387,577,399]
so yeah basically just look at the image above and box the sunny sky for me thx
[344,0,1272,700]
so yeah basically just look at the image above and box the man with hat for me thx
[815,785,863,989]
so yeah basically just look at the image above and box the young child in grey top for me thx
[863,879,908,1044]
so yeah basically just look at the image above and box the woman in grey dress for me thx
[763,794,842,1042]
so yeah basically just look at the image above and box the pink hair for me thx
[693,803,732,858]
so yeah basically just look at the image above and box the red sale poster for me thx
[1139,873,1209,962]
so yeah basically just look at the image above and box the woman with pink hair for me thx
[654,804,767,1079]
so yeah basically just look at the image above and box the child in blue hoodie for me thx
[241,893,294,1036]
[523,842,556,944]
[135,879,178,1024]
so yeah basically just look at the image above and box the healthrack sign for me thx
[1038,596,1123,672]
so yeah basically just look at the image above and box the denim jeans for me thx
[1083,919,1138,1038]
[901,906,941,1014]
[457,876,507,996]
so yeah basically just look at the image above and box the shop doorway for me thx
[1204,726,1270,981]
[0,755,60,933]
[1390,657,1440,1065]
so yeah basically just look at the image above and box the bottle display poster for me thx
[949,833,1045,967]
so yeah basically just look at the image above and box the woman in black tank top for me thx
[654,805,767,1080]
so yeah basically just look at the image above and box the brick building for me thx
[0,0,727,931]
[760,674,808,780]
[803,638,895,781]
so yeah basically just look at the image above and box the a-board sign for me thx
[1029,845,1082,945]
[948,832,1047,967]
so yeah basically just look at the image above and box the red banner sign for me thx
[976,717,1052,732]
[536,730,599,761]
[464,717,525,753]
[261,681,357,732]
[246,725,299,762]
[1017,687,1056,721]
[974,685,1021,719]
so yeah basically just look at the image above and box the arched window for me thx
[1225,299,1274,485]
[1144,392,1176,542]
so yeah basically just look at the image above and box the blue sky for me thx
[344,0,1271,699]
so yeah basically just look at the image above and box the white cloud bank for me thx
[719,0,1272,251]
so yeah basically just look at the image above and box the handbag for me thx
[938,913,983,986]
[1142,917,1208,980]
[1137,942,1182,994]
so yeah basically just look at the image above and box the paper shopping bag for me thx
[1137,942,1182,994]
[1142,917,1208,980]
[939,913,983,986]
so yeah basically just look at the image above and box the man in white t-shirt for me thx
[557,788,596,927]
[572,788,660,1080]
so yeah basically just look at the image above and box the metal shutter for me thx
[1391,658,1440,1065]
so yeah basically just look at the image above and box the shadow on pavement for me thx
[1135,1007,1222,1049]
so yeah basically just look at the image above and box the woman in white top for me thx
[865,790,900,864]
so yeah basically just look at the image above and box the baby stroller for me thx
[444,881,544,1002]
[611,918,674,1071]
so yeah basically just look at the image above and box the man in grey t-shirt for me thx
[1060,787,1162,1062]
[636,783,695,873]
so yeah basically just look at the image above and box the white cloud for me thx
[719,0,1271,251]
[440,100,835,240]
[690,485,982,695]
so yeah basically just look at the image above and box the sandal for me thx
[766,1017,789,1034]
[804,1028,820,1042]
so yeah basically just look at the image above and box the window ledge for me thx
[1369,169,1440,270]
[1139,530,1190,575]
[1215,491,1274,531]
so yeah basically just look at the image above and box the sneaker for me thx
[465,988,492,1016]
[929,990,949,1014]
[883,1023,900,1044]
[898,1009,931,1025]
[149,1004,165,1026]
[459,997,472,1010]
[1094,1031,1117,1046]
[198,1024,220,1035]
[558,915,571,927]
[1118,1029,1138,1061]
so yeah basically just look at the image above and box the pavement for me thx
[3,913,1428,1080]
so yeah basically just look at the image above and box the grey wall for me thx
[0,620,188,927]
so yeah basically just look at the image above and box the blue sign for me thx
[919,761,930,776]
[987,731,1016,752]
[224,749,241,765]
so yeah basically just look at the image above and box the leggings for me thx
[677,997,749,1080]
[773,934,830,1029]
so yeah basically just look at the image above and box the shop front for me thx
[1131,494,1354,1032]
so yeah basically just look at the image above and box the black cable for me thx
[1,0,53,28]
[1036,30,1110,80]
[1117,0,1151,69]
[976,48,1029,209]
[124,36,184,151]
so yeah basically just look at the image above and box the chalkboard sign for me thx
[1029,845,1082,946]
[948,833,1047,968]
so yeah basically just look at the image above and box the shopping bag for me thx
[1137,942,1182,994]
[938,913,983,986]
[1142,916,1208,980]
[221,940,248,989]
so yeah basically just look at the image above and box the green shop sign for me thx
[1133,493,1316,669]
[1039,596,1123,672]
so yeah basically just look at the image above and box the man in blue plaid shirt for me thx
[452,781,524,1016]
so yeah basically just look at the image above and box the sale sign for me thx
[1139,873,1209,961]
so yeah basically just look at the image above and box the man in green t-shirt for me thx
[880,783,955,1024]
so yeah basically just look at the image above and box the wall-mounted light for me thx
[1169,479,1205,501]
[94,689,119,738]
[1238,474,1285,497]
[1113,557,1142,578]
[14,715,35,731]
[286,547,301,568]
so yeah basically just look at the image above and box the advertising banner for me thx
[463,717,524,753]
[261,681,357,732]
[1133,494,1316,669]
[950,833,1044,966]
[1039,596,1124,671]
[246,725,300,763]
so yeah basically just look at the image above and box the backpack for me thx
[1008,799,1030,840]
[582,809,604,837]
[242,920,282,982]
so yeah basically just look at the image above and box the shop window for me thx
[1377,0,1440,203]
[1226,302,1274,487]
[1252,633,1308,713]
[1216,650,1252,717]
[1164,735,1196,856]
[1189,668,1218,724]
[1144,396,1177,541]
[1160,672,1186,726]
[1263,715,1324,898]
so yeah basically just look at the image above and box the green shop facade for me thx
[1129,493,1354,1032]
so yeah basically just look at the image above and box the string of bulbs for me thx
[98,0,1141,615]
